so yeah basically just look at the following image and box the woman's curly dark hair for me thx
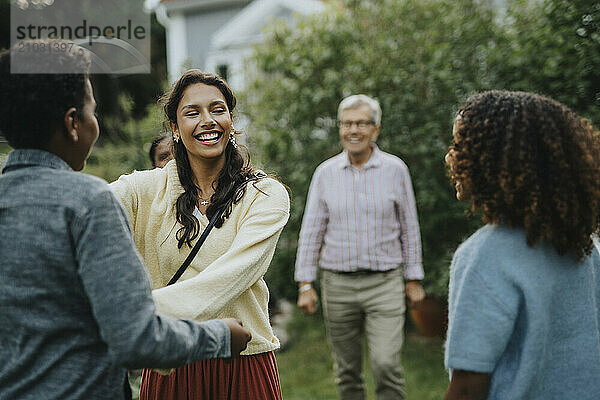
[448,90,600,259]
[161,69,263,249]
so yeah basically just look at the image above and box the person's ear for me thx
[63,107,79,143]
[372,124,381,142]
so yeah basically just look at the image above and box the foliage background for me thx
[0,0,169,141]
[241,0,600,301]
[1,1,596,397]
[1,0,598,304]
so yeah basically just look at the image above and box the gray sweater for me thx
[0,150,230,400]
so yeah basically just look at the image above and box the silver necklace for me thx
[197,196,210,206]
[197,190,213,206]
[196,185,214,206]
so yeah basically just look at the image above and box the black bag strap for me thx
[166,172,266,286]
[167,210,220,286]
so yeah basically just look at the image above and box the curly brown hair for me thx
[447,90,600,259]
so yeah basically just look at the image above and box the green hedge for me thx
[241,0,599,301]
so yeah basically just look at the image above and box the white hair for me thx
[337,94,382,125]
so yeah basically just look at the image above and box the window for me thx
[217,64,229,81]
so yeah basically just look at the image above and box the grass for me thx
[277,310,448,400]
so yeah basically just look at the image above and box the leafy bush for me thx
[242,0,497,300]
[489,0,600,124]
[242,0,599,302]
[83,96,166,181]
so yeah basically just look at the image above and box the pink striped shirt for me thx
[294,145,424,282]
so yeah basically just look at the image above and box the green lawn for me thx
[277,310,448,400]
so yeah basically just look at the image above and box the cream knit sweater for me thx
[110,160,290,355]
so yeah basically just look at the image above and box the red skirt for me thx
[139,351,282,400]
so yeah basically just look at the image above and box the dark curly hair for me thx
[161,69,262,248]
[149,132,171,167]
[447,90,600,259]
[0,41,90,149]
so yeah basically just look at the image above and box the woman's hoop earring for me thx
[173,131,180,143]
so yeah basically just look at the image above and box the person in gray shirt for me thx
[0,42,251,400]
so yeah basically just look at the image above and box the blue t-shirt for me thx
[445,224,600,399]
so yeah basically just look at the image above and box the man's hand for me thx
[222,318,252,357]
[405,280,426,307]
[297,282,318,315]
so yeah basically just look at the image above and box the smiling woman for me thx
[0,43,252,400]
[171,83,232,170]
[110,69,290,400]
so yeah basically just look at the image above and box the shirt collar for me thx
[164,158,186,206]
[339,143,383,170]
[2,149,72,174]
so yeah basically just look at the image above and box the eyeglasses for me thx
[337,120,375,130]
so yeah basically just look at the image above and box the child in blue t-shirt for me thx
[444,90,600,400]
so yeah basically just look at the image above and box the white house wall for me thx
[184,6,247,73]
[154,0,324,84]
[166,12,188,83]
[205,47,253,91]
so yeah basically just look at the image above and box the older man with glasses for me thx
[294,94,425,400]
